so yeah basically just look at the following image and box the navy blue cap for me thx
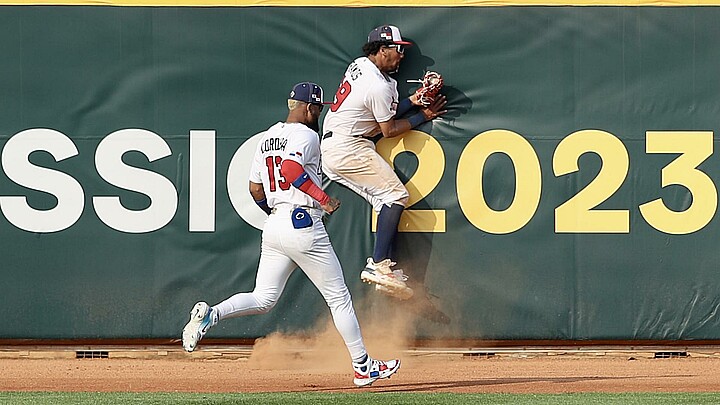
[367,25,412,45]
[289,82,324,105]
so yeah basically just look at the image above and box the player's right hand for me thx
[421,95,448,121]
[322,197,341,215]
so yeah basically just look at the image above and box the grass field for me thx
[2,392,720,404]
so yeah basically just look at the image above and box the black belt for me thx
[322,131,368,140]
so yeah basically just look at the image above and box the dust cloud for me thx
[247,293,424,371]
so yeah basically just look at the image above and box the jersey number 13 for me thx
[265,156,290,192]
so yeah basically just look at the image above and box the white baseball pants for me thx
[213,204,367,362]
[320,134,409,212]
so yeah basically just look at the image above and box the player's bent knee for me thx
[392,187,410,207]
[253,294,279,314]
[255,301,277,314]
[392,195,409,208]
[324,290,352,309]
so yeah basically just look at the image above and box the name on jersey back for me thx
[261,137,287,154]
[348,62,362,80]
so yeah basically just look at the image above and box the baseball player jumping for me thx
[182,82,400,387]
[321,25,447,300]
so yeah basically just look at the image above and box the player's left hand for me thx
[322,197,341,215]
[420,95,447,121]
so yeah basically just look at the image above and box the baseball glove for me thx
[409,71,444,106]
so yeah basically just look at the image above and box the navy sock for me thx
[354,354,368,368]
[373,203,404,263]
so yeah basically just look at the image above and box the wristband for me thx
[254,198,271,215]
[408,112,426,128]
[395,97,414,117]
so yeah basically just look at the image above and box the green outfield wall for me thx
[2,5,720,340]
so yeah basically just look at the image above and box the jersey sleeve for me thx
[282,127,317,167]
[365,81,397,123]
[248,135,264,184]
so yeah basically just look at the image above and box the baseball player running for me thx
[182,82,400,387]
[321,25,447,300]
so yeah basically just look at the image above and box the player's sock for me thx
[353,353,369,367]
[373,203,403,263]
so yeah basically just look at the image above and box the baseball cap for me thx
[289,82,324,105]
[367,25,412,45]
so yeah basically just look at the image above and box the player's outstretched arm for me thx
[378,95,447,138]
[378,118,414,138]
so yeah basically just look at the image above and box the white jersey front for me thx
[323,57,399,138]
[249,122,323,210]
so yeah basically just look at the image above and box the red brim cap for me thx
[368,25,413,46]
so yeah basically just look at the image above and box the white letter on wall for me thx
[0,128,84,233]
[93,129,177,233]
[189,130,215,232]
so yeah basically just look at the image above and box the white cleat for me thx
[353,356,401,387]
[361,258,414,300]
[182,302,216,352]
[376,282,414,300]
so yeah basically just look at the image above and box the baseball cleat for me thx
[182,301,217,352]
[375,283,414,300]
[352,356,401,387]
[361,258,413,299]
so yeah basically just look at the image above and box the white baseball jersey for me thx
[249,122,323,210]
[323,57,399,138]
[212,119,369,365]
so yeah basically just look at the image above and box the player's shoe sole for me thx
[361,270,414,300]
[375,283,414,300]
[361,269,407,290]
[182,302,212,352]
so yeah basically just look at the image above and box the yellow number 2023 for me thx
[373,129,716,235]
